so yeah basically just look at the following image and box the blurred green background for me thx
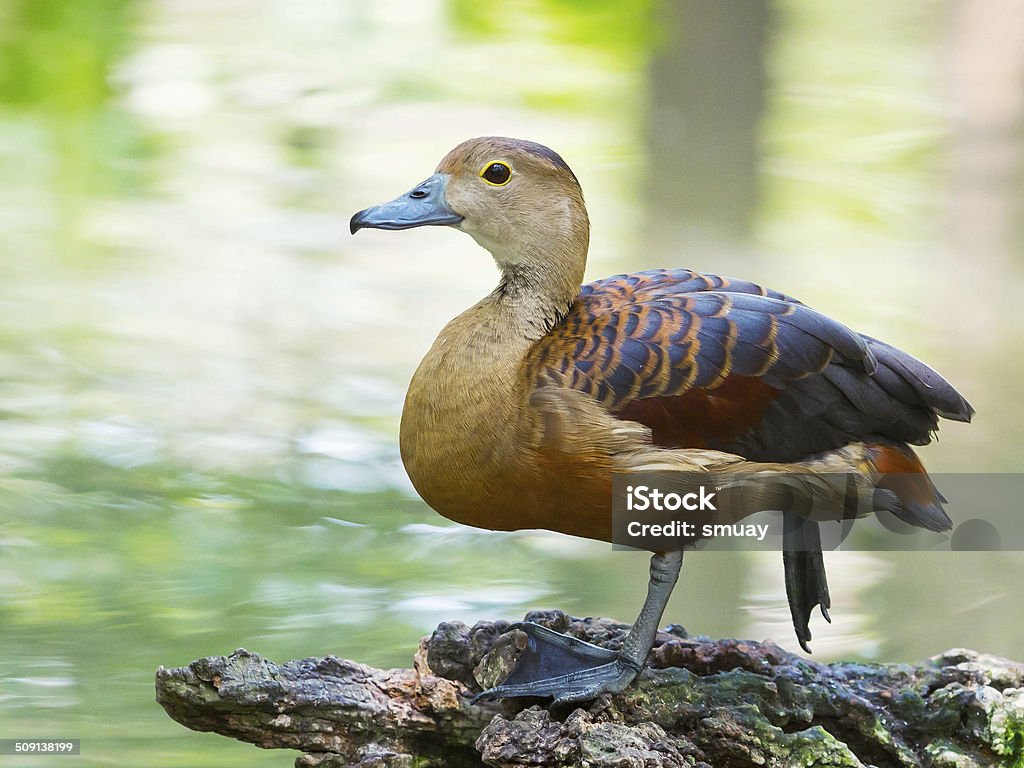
[1,0,1023,765]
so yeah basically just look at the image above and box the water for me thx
[1,1,1023,765]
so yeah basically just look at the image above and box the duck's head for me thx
[350,137,590,300]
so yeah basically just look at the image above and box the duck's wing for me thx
[527,268,972,652]
[528,268,972,462]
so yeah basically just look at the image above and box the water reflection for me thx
[1,0,1022,765]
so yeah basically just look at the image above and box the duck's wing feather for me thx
[527,269,972,463]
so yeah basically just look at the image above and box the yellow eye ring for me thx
[480,161,512,186]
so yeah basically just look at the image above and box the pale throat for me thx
[479,211,590,339]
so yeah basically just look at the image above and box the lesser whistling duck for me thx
[350,137,973,705]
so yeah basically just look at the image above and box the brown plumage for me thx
[350,136,972,701]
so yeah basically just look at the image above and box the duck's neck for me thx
[485,216,590,341]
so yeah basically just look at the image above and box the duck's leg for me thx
[474,550,683,706]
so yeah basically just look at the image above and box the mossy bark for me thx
[155,611,1024,768]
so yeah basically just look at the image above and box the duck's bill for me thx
[350,172,463,234]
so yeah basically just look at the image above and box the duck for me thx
[350,136,973,706]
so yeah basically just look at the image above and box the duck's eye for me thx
[481,161,512,186]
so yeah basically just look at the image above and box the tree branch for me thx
[156,611,1024,767]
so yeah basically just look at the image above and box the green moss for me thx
[988,689,1024,767]
[924,740,986,768]
[782,726,863,767]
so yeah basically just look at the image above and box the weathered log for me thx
[155,610,1024,767]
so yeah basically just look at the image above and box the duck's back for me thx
[527,267,972,477]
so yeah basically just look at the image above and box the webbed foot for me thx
[782,511,832,653]
[472,622,639,706]
[473,550,684,706]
